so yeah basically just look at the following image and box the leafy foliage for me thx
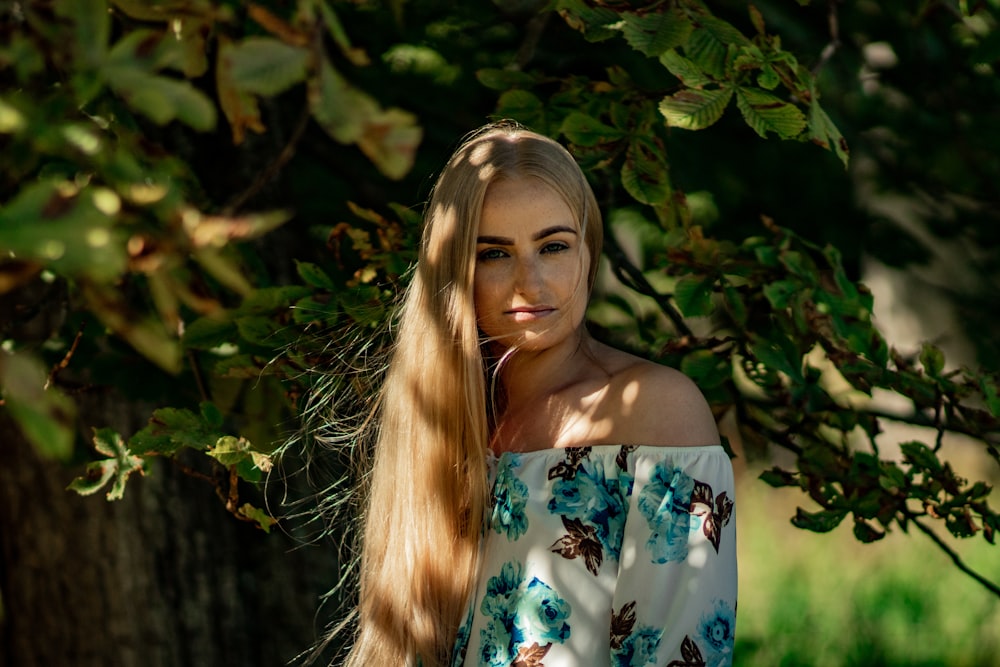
[1,0,997,597]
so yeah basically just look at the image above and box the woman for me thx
[340,122,737,667]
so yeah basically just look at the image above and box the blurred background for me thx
[2,1,999,665]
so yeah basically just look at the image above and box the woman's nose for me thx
[513,257,542,295]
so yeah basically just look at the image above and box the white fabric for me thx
[454,445,737,667]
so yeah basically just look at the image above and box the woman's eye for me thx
[541,241,570,254]
[478,248,507,261]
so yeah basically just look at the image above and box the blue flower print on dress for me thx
[696,599,735,667]
[491,454,529,541]
[477,560,572,667]
[548,454,630,569]
[480,560,522,624]
[451,602,474,667]
[515,577,572,644]
[637,463,696,564]
[479,618,513,667]
[610,601,662,667]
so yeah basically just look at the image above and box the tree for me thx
[1,0,998,664]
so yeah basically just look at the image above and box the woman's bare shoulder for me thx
[605,352,720,448]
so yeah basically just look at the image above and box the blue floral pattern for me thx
[457,446,736,667]
[697,599,736,665]
[451,604,474,667]
[547,447,634,574]
[476,560,571,666]
[610,601,663,667]
[637,462,698,564]
[490,454,529,540]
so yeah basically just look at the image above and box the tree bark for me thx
[0,402,341,667]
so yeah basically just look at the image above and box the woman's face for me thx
[473,176,590,352]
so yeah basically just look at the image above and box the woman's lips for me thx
[506,307,555,322]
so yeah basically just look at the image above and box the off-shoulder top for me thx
[452,444,737,667]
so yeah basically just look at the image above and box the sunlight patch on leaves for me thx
[736,87,807,139]
[0,352,77,461]
[620,9,693,57]
[67,428,146,501]
[659,86,733,130]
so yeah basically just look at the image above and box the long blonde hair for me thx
[344,122,603,667]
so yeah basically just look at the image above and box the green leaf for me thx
[900,441,943,473]
[107,69,216,131]
[980,375,1000,419]
[659,49,714,88]
[67,459,117,497]
[808,94,849,167]
[791,506,848,533]
[315,0,369,66]
[225,37,309,97]
[853,517,886,543]
[200,401,224,429]
[130,407,221,455]
[757,64,780,90]
[0,180,127,281]
[0,351,77,461]
[555,0,621,42]
[920,343,945,377]
[681,349,730,389]
[239,285,314,314]
[674,274,715,317]
[212,354,266,380]
[723,284,747,325]
[779,250,816,279]
[476,68,537,91]
[684,13,749,78]
[309,59,422,179]
[207,436,272,482]
[234,315,297,347]
[621,140,671,206]
[659,86,733,130]
[67,428,145,501]
[759,467,798,488]
[238,503,278,533]
[310,58,376,144]
[55,0,110,68]
[694,12,752,48]
[182,316,237,351]
[295,260,337,290]
[749,337,801,379]
[763,280,799,309]
[560,112,624,147]
[207,435,253,466]
[735,87,807,139]
[620,9,693,57]
[355,107,423,181]
[1,34,46,84]
[292,296,337,324]
[495,89,546,129]
[879,464,908,493]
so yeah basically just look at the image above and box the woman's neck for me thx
[493,329,598,414]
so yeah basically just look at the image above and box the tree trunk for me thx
[0,401,341,667]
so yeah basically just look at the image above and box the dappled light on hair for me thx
[341,121,606,667]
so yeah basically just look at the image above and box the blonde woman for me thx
[341,122,737,667]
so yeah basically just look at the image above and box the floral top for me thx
[453,445,737,667]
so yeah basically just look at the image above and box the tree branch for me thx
[910,514,1000,598]
[812,0,842,75]
[602,231,693,337]
[223,103,311,215]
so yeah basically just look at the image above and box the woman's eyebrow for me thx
[533,225,577,241]
[476,225,578,245]
[476,235,514,245]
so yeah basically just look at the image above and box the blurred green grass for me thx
[734,462,1000,667]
